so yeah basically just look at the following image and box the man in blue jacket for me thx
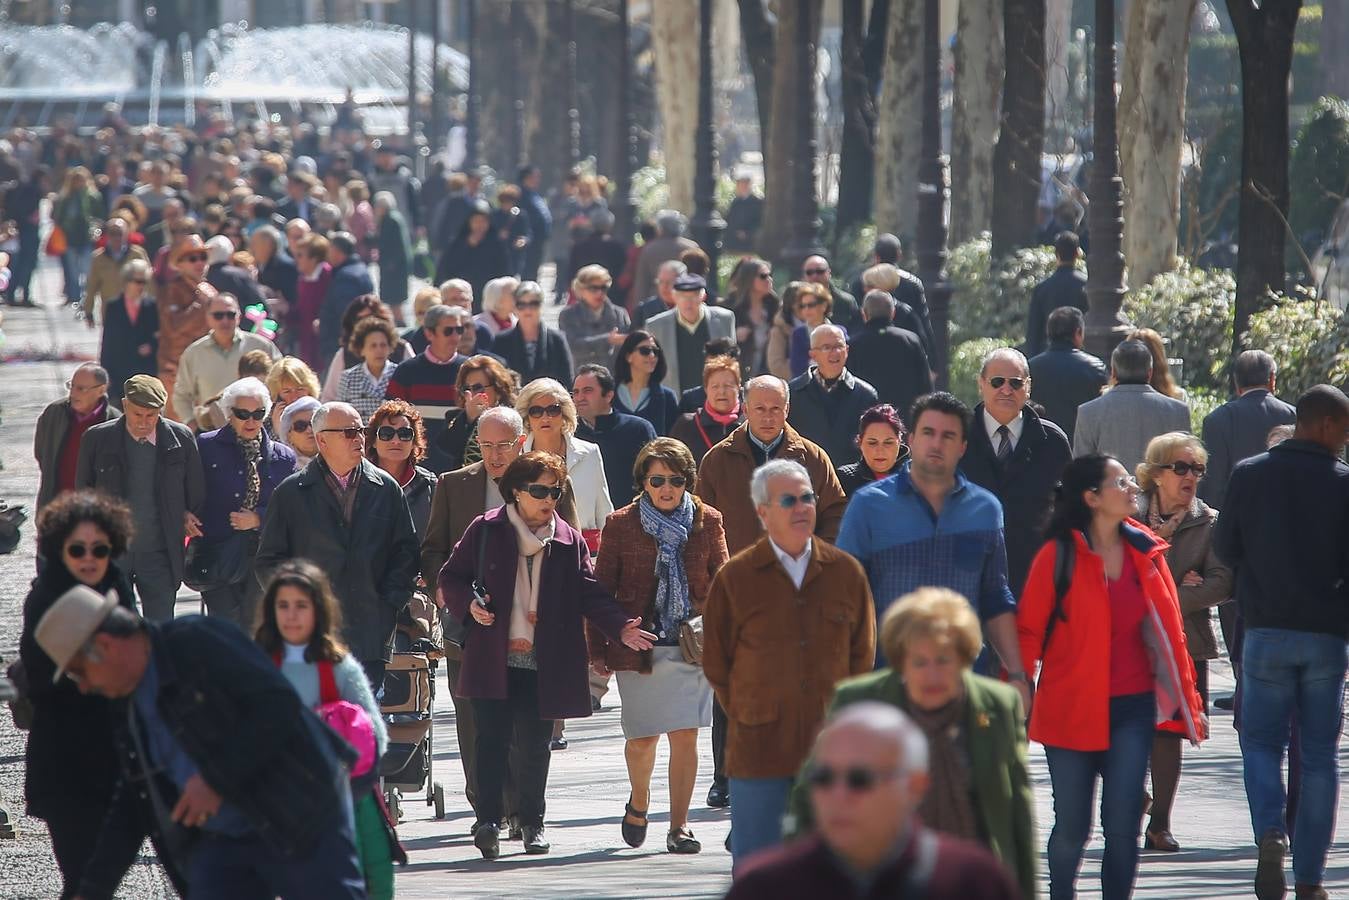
[573,364,657,508]
[318,232,375,358]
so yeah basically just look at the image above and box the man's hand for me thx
[229,510,261,531]
[606,328,626,347]
[1010,678,1032,719]
[170,772,222,828]
[620,618,657,652]
[183,512,204,539]
[1181,570,1204,587]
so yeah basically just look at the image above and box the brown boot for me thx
[1294,886,1327,900]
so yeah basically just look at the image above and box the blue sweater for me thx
[577,411,658,508]
[278,645,388,755]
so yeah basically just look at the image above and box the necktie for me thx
[996,425,1012,463]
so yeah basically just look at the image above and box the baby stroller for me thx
[379,591,445,822]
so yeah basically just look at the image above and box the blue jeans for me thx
[1044,692,1155,900]
[728,776,792,873]
[1240,627,1347,886]
[60,245,92,303]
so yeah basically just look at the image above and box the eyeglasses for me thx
[464,382,490,394]
[320,427,363,440]
[581,283,609,293]
[634,345,660,357]
[127,278,149,285]
[1092,475,1138,493]
[528,403,564,419]
[806,764,899,793]
[65,378,106,392]
[1157,460,1207,478]
[481,440,520,453]
[65,542,112,560]
[522,483,563,501]
[212,310,239,321]
[775,491,817,509]
[290,418,312,433]
[646,475,688,488]
[376,425,416,442]
[803,267,829,277]
[814,343,846,354]
[231,407,267,421]
[180,253,208,263]
[987,376,1027,391]
[517,299,543,309]
[439,325,466,336]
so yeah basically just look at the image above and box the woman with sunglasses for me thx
[366,399,436,541]
[337,316,401,421]
[787,587,1037,899]
[20,491,141,898]
[99,257,159,407]
[786,281,833,378]
[837,404,908,497]
[441,451,657,859]
[193,376,298,628]
[515,378,613,544]
[1018,454,1205,900]
[1135,432,1232,853]
[493,281,575,386]
[670,355,744,465]
[612,330,680,436]
[442,355,519,470]
[726,256,779,376]
[592,439,729,854]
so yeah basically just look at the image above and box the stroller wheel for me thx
[433,783,446,820]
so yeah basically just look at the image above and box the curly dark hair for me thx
[349,315,399,355]
[339,294,393,348]
[255,559,348,663]
[455,354,519,408]
[365,398,428,465]
[37,490,134,562]
[498,450,568,504]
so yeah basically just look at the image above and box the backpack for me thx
[1039,535,1076,660]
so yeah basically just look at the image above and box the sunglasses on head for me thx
[634,345,660,357]
[377,425,416,442]
[806,764,898,793]
[523,483,563,501]
[528,403,563,419]
[776,490,817,509]
[231,407,267,421]
[647,475,687,488]
[988,376,1027,390]
[439,325,466,336]
[212,310,239,321]
[803,267,829,276]
[516,299,543,309]
[320,426,363,440]
[1158,460,1206,478]
[66,542,112,560]
[290,418,312,433]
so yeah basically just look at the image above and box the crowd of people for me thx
[5,120,1345,900]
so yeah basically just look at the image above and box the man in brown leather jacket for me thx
[156,234,216,421]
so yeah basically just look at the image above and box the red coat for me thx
[292,262,331,369]
[1016,520,1206,752]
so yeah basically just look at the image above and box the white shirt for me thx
[484,475,504,510]
[982,408,1024,452]
[769,537,813,590]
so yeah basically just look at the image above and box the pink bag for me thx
[318,699,377,778]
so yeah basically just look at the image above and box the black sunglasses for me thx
[528,403,563,419]
[320,427,363,440]
[775,491,817,509]
[464,382,490,394]
[806,764,898,793]
[439,325,466,336]
[517,299,543,309]
[988,376,1027,391]
[647,475,687,488]
[523,483,563,501]
[231,407,267,421]
[66,542,112,560]
[1158,460,1206,478]
[580,283,609,292]
[377,425,416,442]
[290,418,312,432]
[634,345,660,357]
[212,310,239,321]
[803,267,829,276]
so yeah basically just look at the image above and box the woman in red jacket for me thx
[1017,454,1205,900]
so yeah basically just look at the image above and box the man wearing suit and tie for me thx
[1073,339,1190,474]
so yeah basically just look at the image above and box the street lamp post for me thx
[1085,0,1130,360]
[612,0,637,241]
[917,0,953,386]
[689,0,725,276]
[564,0,580,172]
[407,0,417,142]
[430,0,442,156]
[464,0,479,167]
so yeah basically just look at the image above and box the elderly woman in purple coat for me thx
[440,449,655,861]
[194,376,296,629]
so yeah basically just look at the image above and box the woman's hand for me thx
[736,325,751,343]
[470,600,495,626]
[464,390,490,420]
[619,618,657,652]
[229,510,261,531]
[1181,570,1204,587]
[591,659,611,678]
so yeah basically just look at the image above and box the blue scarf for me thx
[638,492,695,636]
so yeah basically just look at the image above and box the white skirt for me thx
[615,646,713,740]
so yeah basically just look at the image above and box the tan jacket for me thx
[1139,494,1233,661]
[764,314,795,380]
[696,422,847,555]
[156,274,216,375]
[84,244,150,324]
[703,536,876,779]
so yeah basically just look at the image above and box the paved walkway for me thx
[0,257,1347,898]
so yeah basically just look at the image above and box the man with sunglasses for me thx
[960,347,1071,602]
[157,234,218,421]
[172,292,280,430]
[800,255,860,332]
[704,459,876,869]
[384,304,470,473]
[256,401,419,691]
[726,703,1018,899]
[76,375,206,622]
[1073,339,1190,474]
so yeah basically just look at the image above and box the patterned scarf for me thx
[240,436,263,510]
[903,693,980,842]
[638,492,695,635]
[1145,491,1185,540]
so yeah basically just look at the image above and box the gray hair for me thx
[73,361,109,386]
[121,257,153,283]
[312,401,361,434]
[439,278,472,302]
[657,259,688,280]
[482,276,521,315]
[372,190,397,213]
[745,374,790,404]
[750,459,811,507]
[656,209,687,237]
[1234,349,1277,390]
[423,304,463,331]
[980,347,1030,378]
[251,224,281,251]
[220,376,272,418]
[479,405,525,438]
[516,280,545,304]
[862,289,896,321]
[1111,340,1154,384]
[818,701,930,776]
[810,323,848,348]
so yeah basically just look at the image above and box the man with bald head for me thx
[800,255,859,332]
[725,703,1018,898]
[787,324,878,466]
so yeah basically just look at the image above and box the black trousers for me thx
[201,576,261,633]
[48,805,139,900]
[711,696,728,790]
[471,667,554,828]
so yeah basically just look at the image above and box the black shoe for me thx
[621,797,649,848]
[508,820,522,841]
[550,737,569,751]
[474,822,501,860]
[1256,829,1288,900]
[1214,694,1236,710]
[592,695,603,712]
[667,826,702,854]
[522,824,550,854]
[706,782,730,808]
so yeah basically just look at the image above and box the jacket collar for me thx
[726,421,806,459]
[1069,518,1167,559]
[747,533,825,586]
[1270,438,1343,462]
[296,456,383,487]
[891,460,970,498]
[481,502,578,545]
[1110,383,1156,395]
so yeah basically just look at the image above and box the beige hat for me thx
[34,585,119,684]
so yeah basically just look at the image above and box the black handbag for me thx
[182,533,255,592]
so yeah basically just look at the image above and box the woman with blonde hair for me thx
[53,165,106,305]
[1135,432,1231,852]
[785,281,832,377]
[266,355,322,435]
[1125,327,1186,401]
[514,378,613,540]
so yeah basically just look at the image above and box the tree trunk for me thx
[873,0,924,240]
[989,0,1046,259]
[651,0,700,215]
[1323,0,1349,100]
[1227,0,1303,350]
[1044,0,1073,137]
[835,0,879,237]
[737,0,777,166]
[1119,0,1198,288]
[950,0,1004,245]
[476,1,531,177]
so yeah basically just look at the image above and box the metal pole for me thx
[917,0,953,385]
[430,0,442,155]
[407,0,418,141]
[564,0,580,171]
[613,0,636,241]
[510,0,525,169]
[690,0,725,279]
[465,0,479,167]
[1084,0,1129,360]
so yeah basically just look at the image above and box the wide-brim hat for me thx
[34,585,119,684]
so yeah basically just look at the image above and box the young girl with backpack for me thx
[256,560,399,899]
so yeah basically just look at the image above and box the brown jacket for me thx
[1139,494,1232,661]
[589,497,730,673]
[696,422,847,555]
[703,536,876,779]
[156,274,215,374]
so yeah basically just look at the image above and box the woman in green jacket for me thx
[790,587,1037,899]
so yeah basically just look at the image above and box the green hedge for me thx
[1244,290,1349,397]
[948,338,1007,408]
[947,236,1060,347]
[1122,264,1235,393]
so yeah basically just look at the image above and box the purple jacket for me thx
[196,426,297,542]
[439,505,628,719]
